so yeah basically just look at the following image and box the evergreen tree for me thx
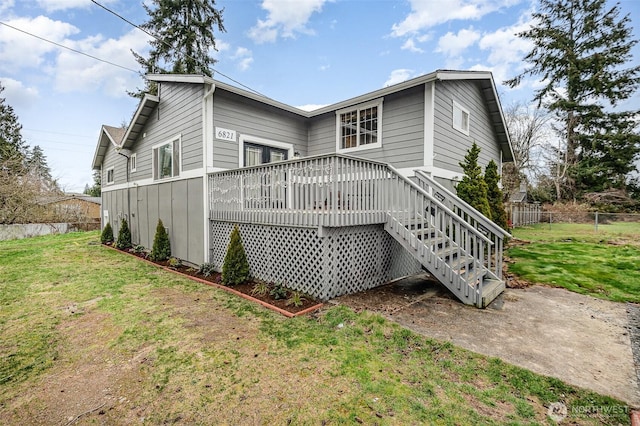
[26,145,59,193]
[221,225,249,286]
[131,0,226,97]
[456,143,492,219]
[0,82,27,164]
[485,160,508,230]
[505,0,640,199]
[150,219,171,261]
[84,170,102,197]
[115,218,132,250]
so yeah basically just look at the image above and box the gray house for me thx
[93,70,513,307]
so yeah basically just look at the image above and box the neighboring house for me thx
[41,194,102,222]
[93,70,514,307]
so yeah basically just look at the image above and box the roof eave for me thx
[121,94,160,150]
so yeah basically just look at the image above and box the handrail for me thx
[414,169,511,239]
[387,165,494,246]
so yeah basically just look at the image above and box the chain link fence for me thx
[539,211,640,230]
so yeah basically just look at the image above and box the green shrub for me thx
[251,281,269,297]
[221,225,249,286]
[150,219,171,261]
[115,218,132,250]
[100,222,114,244]
[168,257,182,268]
[485,159,508,230]
[270,283,288,300]
[456,142,492,219]
[197,263,216,277]
[286,291,305,307]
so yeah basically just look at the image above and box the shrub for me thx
[150,219,171,261]
[456,142,492,219]
[168,257,182,268]
[197,263,216,277]
[270,283,288,300]
[485,160,509,230]
[251,281,269,297]
[286,291,305,307]
[100,222,114,244]
[115,218,132,250]
[221,225,249,286]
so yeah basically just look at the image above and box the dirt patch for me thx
[334,274,640,408]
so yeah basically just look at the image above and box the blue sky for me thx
[1,0,638,192]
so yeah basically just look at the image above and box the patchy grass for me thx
[0,231,631,425]
[509,223,640,302]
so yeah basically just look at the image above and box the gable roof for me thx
[94,70,514,168]
[92,125,127,169]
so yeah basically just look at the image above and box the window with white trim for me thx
[336,99,382,152]
[106,167,114,185]
[130,153,137,172]
[452,100,470,136]
[153,137,181,180]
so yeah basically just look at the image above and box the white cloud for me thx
[35,0,116,12]
[248,0,328,44]
[436,28,481,57]
[391,0,521,36]
[0,16,79,72]
[384,69,419,87]
[296,103,328,111]
[54,28,150,97]
[0,77,39,109]
[401,38,424,53]
[0,0,14,15]
[231,47,254,71]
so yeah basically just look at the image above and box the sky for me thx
[0,0,639,193]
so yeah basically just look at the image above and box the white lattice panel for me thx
[210,221,421,300]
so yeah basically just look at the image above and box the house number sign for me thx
[215,127,236,142]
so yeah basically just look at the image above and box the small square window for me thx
[452,100,470,136]
[336,99,383,152]
[130,153,137,172]
[106,167,114,185]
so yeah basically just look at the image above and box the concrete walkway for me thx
[333,274,640,407]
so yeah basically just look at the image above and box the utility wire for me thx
[89,0,268,97]
[0,21,138,73]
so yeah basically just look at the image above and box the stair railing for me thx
[414,169,510,280]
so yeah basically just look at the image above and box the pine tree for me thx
[101,222,114,244]
[456,143,492,219]
[0,82,27,164]
[221,225,249,286]
[131,0,226,97]
[485,160,508,230]
[115,218,132,250]
[505,0,640,199]
[25,145,59,193]
[84,170,102,197]
[150,219,171,261]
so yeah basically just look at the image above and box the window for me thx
[106,167,114,185]
[452,100,470,136]
[336,99,382,152]
[153,137,181,180]
[130,153,137,172]
[243,142,288,167]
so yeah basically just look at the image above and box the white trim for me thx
[105,167,114,185]
[400,165,463,182]
[202,83,216,264]
[238,134,294,167]
[152,134,182,180]
[130,153,137,172]
[424,82,435,167]
[452,100,470,136]
[101,168,205,193]
[335,98,383,154]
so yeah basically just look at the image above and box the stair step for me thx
[480,279,505,308]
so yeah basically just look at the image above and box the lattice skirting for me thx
[210,221,422,300]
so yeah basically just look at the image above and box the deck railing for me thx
[414,169,510,280]
[209,154,390,227]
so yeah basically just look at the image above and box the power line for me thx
[89,0,269,97]
[0,21,138,73]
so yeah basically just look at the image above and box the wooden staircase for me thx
[383,167,510,308]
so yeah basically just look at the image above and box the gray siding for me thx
[211,90,308,169]
[433,80,500,173]
[130,82,204,181]
[101,142,128,187]
[307,85,425,169]
[102,177,204,264]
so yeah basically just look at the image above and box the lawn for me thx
[509,223,640,303]
[0,231,631,425]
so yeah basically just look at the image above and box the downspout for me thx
[202,83,216,264]
[117,149,131,239]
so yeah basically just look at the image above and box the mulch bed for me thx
[103,244,323,317]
